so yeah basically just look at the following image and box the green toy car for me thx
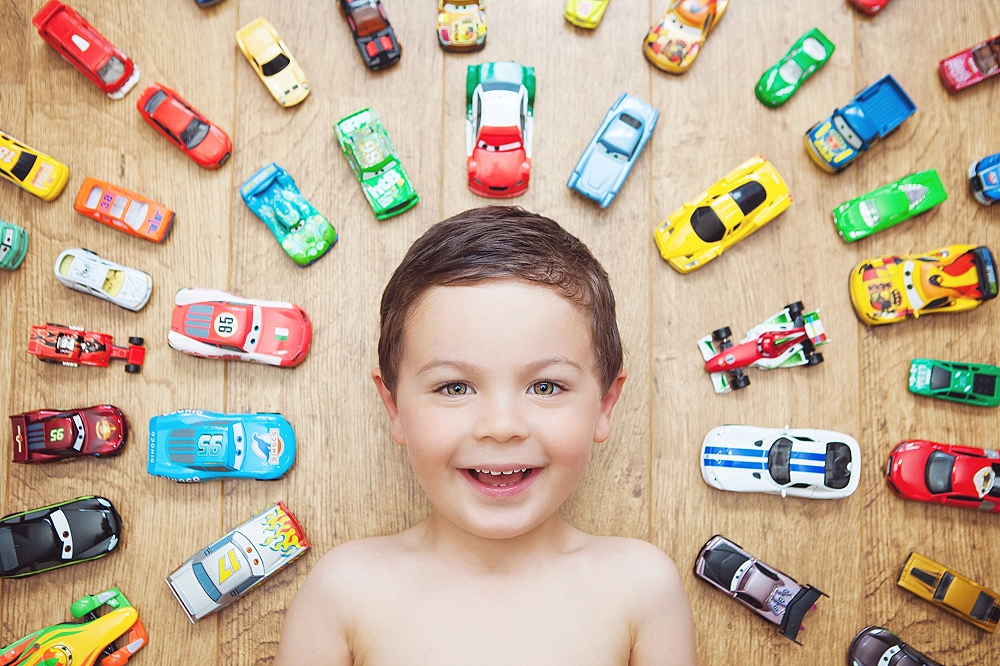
[909,358,1000,408]
[334,108,419,220]
[755,28,835,108]
[833,170,947,242]
[0,220,28,270]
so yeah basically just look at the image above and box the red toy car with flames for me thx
[10,405,126,463]
[28,324,145,373]
[136,83,231,169]
[939,34,1000,93]
[886,440,1000,513]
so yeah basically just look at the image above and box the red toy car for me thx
[10,405,126,463]
[939,34,1000,93]
[28,324,145,373]
[848,0,893,15]
[136,83,231,169]
[886,440,1000,513]
[32,0,140,100]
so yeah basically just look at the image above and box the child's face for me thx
[374,281,625,540]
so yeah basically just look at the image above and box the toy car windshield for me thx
[354,6,386,36]
[599,114,643,158]
[180,120,210,150]
[261,54,290,76]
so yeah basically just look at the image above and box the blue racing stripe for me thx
[789,464,826,474]
[790,452,826,462]
[703,447,766,458]
[702,459,766,470]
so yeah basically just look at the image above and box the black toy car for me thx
[848,626,943,666]
[338,0,401,71]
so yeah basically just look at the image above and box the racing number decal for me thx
[50,427,65,442]
[0,146,16,164]
[197,434,224,456]
[218,549,242,584]
[213,312,238,338]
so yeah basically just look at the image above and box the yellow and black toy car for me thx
[897,551,1000,633]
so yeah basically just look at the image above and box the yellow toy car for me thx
[436,1,487,52]
[236,17,309,107]
[849,245,998,326]
[564,0,609,29]
[654,156,792,274]
[643,0,729,74]
[0,130,68,202]
[897,552,1000,633]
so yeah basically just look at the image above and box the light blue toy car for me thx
[567,93,659,208]
[0,220,28,270]
[970,151,1000,206]
[147,410,295,482]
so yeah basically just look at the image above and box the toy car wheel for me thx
[785,302,804,319]
[39,358,59,364]
[732,374,751,390]
[711,327,731,342]
[128,337,144,346]
[125,363,142,374]
[806,352,824,366]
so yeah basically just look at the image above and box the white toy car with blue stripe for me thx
[701,425,860,499]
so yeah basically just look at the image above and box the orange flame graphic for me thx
[260,507,302,556]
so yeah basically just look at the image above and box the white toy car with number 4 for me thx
[54,248,152,311]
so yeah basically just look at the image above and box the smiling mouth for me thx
[467,468,534,487]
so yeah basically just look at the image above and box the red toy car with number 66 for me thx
[28,324,145,373]
[10,405,127,463]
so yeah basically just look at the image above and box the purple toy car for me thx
[848,626,942,666]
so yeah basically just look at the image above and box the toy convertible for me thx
[136,83,231,169]
[848,627,943,666]
[886,439,1000,513]
[28,324,145,374]
[74,177,174,243]
[55,249,152,311]
[697,301,826,394]
[166,501,309,622]
[437,1,487,52]
[939,33,1000,93]
[236,17,309,107]
[0,221,28,271]
[564,0,608,29]
[643,0,729,74]
[909,358,1000,408]
[0,130,69,202]
[10,404,126,463]
[833,170,947,243]
[898,552,1000,632]
[338,0,400,71]
[755,28,834,108]
[969,151,1000,206]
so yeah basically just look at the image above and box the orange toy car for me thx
[74,177,174,243]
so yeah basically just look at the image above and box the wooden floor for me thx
[1,0,999,663]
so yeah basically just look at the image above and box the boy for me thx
[275,207,697,665]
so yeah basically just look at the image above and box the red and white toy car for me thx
[136,83,231,169]
[886,440,1000,513]
[848,0,893,15]
[939,34,1000,93]
[9,405,127,463]
[28,324,145,373]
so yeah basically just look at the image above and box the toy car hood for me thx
[0,221,28,270]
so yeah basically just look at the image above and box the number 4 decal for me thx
[218,549,242,584]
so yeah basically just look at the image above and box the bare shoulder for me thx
[585,535,686,596]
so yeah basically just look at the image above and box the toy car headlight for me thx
[685,259,700,269]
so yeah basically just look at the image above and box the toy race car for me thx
[886,440,1000,513]
[236,17,309,107]
[939,33,1000,93]
[437,1,487,52]
[654,156,792,273]
[338,0,400,71]
[466,62,535,198]
[564,0,609,29]
[10,404,126,463]
[0,588,146,666]
[166,501,309,622]
[849,245,998,326]
[32,0,140,100]
[697,302,826,394]
[0,220,28,271]
[848,627,943,666]
[643,0,729,74]
[136,83,231,169]
[74,177,174,243]
[701,425,859,499]
[909,358,1000,408]
[897,552,1000,632]
[969,151,1000,206]
[54,249,152,311]
[0,130,69,202]
[694,535,826,643]
[755,28,835,108]
[240,163,337,265]
[0,496,121,578]
[335,108,419,220]
[148,409,295,482]
[168,288,311,367]
[848,0,894,15]
[833,170,947,243]
[567,93,659,208]
[28,324,145,373]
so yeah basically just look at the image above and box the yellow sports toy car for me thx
[897,552,1000,633]
[654,156,792,274]
[564,0,609,29]
[0,130,68,202]
[437,1,487,52]
[643,0,729,74]
[236,17,309,107]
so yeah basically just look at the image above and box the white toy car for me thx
[701,425,861,499]
[54,248,152,311]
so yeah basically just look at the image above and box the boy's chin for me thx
[449,509,560,541]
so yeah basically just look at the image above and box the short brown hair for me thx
[378,206,623,394]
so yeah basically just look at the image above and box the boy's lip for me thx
[460,466,542,499]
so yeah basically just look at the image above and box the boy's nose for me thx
[471,395,528,444]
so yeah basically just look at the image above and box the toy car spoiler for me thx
[974,246,999,300]
[8,415,28,462]
[780,586,827,643]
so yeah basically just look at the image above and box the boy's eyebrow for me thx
[417,357,584,375]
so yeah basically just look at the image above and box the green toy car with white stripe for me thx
[0,219,28,270]
[755,28,835,108]
[909,358,1000,408]
[833,170,947,242]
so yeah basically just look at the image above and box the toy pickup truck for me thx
[805,74,916,173]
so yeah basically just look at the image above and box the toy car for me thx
[32,1,140,100]
[0,220,28,271]
[833,170,947,243]
[335,108,419,219]
[148,409,295,482]
[969,151,1000,206]
[338,0,400,71]
[28,324,145,373]
[909,358,1000,408]
[848,627,943,666]
[195,0,225,7]
[437,1,487,51]
[0,588,147,666]
[564,0,609,29]
[694,535,825,643]
[643,0,729,74]
[697,301,827,394]
[0,496,121,578]
[74,177,174,243]
[848,0,894,14]
[849,245,998,326]
[886,440,1000,513]
[755,28,835,108]
[701,425,859,499]
[166,501,309,622]
[466,62,535,198]
[897,552,1000,632]
[168,288,311,367]
[54,249,152,311]
[567,93,659,208]
[0,130,69,202]
[136,83,231,169]
[10,404,126,463]
[240,163,338,265]
[939,33,1000,93]
[654,155,792,273]
[236,17,309,107]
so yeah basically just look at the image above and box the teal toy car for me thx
[334,108,419,220]
[833,170,947,242]
[240,163,337,267]
[0,220,28,270]
[756,28,835,108]
[909,358,1000,408]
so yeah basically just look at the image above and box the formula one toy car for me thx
[54,249,152,311]
[166,501,309,622]
[939,33,1000,93]
[0,588,146,666]
[897,552,1000,633]
[909,358,1000,408]
[694,535,825,643]
[74,177,174,243]
[755,28,835,108]
[697,301,826,394]
[564,0,608,29]
[0,221,28,271]
[969,151,1000,206]
[437,1,487,52]
[0,130,69,202]
[833,170,947,243]
[643,0,729,74]
[886,440,1000,513]
[338,0,400,71]
[848,627,943,666]
[28,324,145,374]
[236,17,309,107]
[136,83,231,169]
[10,404,126,463]
[701,425,859,499]
[148,409,295,482]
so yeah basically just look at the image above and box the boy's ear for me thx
[593,368,627,445]
[372,368,406,447]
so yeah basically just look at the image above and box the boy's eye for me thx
[443,382,470,396]
[530,381,561,396]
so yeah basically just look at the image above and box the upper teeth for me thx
[475,468,528,475]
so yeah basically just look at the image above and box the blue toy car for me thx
[567,93,659,208]
[240,163,338,267]
[970,152,1000,206]
[147,410,295,482]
